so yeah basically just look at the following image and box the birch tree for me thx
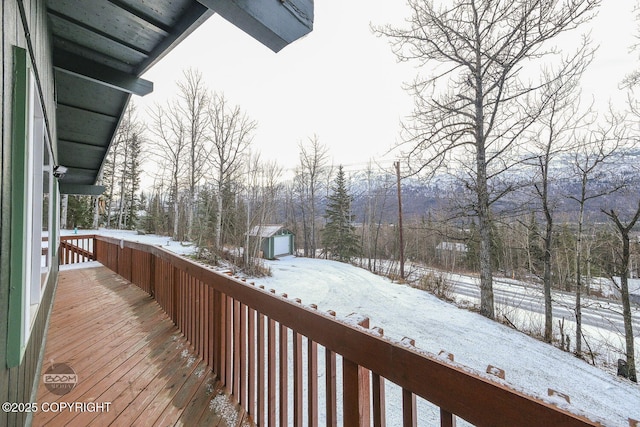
[568,115,627,358]
[295,135,329,258]
[524,54,593,342]
[103,103,145,229]
[176,69,210,240]
[207,92,257,251]
[148,103,188,240]
[376,0,599,319]
[602,199,640,383]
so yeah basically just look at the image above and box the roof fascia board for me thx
[59,184,106,196]
[197,0,313,53]
[53,49,153,96]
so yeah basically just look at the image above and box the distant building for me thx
[435,241,468,269]
[248,225,295,259]
[436,242,468,253]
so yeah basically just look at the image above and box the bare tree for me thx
[567,113,628,358]
[176,69,210,240]
[623,2,640,88]
[361,161,394,273]
[524,54,594,342]
[244,152,283,269]
[295,135,329,258]
[602,199,640,383]
[375,0,599,319]
[103,103,145,229]
[147,102,188,240]
[207,92,257,251]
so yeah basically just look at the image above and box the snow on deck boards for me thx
[33,267,251,427]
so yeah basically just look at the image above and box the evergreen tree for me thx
[322,166,360,262]
[66,196,94,229]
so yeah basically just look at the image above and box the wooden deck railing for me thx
[56,234,96,264]
[67,235,599,426]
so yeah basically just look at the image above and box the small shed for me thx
[247,225,295,259]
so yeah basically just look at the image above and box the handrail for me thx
[90,235,600,426]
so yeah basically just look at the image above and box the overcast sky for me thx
[138,1,637,179]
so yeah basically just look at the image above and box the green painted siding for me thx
[1,1,59,426]
[7,45,29,368]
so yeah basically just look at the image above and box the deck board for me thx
[33,266,251,427]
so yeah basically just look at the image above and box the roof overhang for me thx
[198,0,314,53]
[49,0,313,194]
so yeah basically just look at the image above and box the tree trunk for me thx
[60,194,68,229]
[543,212,553,343]
[620,233,637,382]
[476,124,494,319]
[215,175,223,251]
[604,203,640,383]
[575,184,586,357]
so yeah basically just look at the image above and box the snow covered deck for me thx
[33,266,249,426]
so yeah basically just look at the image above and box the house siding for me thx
[1,1,58,426]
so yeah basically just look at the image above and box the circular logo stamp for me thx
[43,363,78,395]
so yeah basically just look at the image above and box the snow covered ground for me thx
[256,256,640,426]
[65,229,640,425]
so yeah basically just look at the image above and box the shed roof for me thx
[248,225,292,238]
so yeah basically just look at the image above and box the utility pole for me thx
[395,161,405,279]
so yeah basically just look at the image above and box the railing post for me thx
[343,315,371,427]
[402,337,417,427]
[172,266,179,326]
[149,254,156,298]
[308,304,319,427]
[326,311,337,427]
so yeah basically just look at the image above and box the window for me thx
[7,46,56,367]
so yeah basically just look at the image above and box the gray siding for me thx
[1,1,58,426]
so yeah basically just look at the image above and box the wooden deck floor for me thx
[33,266,251,427]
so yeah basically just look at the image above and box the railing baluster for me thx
[373,373,386,427]
[257,312,266,426]
[402,389,417,427]
[267,316,276,427]
[214,290,224,380]
[279,322,289,427]
[248,306,256,418]
[293,329,303,426]
[204,284,211,367]
[240,302,248,407]
[440,408,456,427]
[225,295,233,391]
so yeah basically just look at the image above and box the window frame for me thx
[7,46,56,368]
